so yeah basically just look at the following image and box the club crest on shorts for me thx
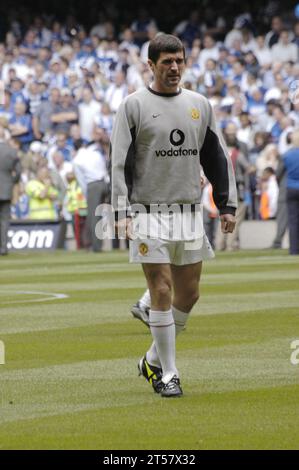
[139,243,149,255]
[190,108,200,120]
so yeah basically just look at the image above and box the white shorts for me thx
[129,234,215,266]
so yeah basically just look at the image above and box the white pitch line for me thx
[0,290,69,304]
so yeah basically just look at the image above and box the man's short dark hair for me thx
[148,34,185,63]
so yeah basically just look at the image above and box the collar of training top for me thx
[147,86,182,97]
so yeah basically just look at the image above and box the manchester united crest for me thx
[139,243,149,256]
[191,108,200,120]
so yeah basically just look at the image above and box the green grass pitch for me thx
[0,249,299,450]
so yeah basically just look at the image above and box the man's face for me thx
[38,167,50,183]
[61,93,72,104]
[280,31,289,45]
[272,17,282,32]
[93,127,109,144]
[56,135,66,148]
[240,114,249,127]
[203,36,214,49]
[15,102,25,116]
[224,124,237,145]
[115,71,125,86]
[149,51,185,91]
[82,89,92,103]
[50,89,60,103]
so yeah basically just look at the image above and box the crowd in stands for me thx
[0,4,299,252]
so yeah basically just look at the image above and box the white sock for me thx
[139,288,151,309]
[149,309,178,380]
[172,306,189,335]
[146,306,189,370]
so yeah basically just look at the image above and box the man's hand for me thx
[115,217,133,240]
[220,213,236,233]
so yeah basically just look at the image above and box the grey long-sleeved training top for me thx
[111,86,237,215]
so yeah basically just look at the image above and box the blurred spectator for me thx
[236,111,257,148]
[50,88,78,134]
[48,57,68,89]
[14,53,36,82]
[0,89,14,123]
[265,16,284,48]
[0,125,21,255]
[198,58,224,97]
[73,129,109,252]
[217,121,251,251]
[278,117,294,155]
[25,81,43,116]
[282,129,299,254]
[243,51,260,76]
[21,140,46,182]
[90,12,112,39]
[290,100,299,128]
[198,34,219,72]
[240,27,257,54]
[19,29,39,57]
[293,20,299,47]
[105,70,128,113]
[247,87,266,118]
[32,87,61,140]
[271,30,298,63]
[11,181,29,220]
[173,10,202,49]
[254,35,272,68]
[9,77,27,106]
[47,131,73,165]
[9,101,33,150]
[130,7,157,47]
[248,131,270,218]
[78,87,101,142]
[32,15,52,47]
[224,14,249,49]
[119,29,140,55]
[272,155,288,248]
[256,143,279,177]
[94,102,114,137]
[259,167,279,219]
[1,50,15,84]
[50,151,73,187]
[269,104,286,143]
[36,46,51,68]
[140,25,159,63]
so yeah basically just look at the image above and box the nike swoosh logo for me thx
[152,114,161,118]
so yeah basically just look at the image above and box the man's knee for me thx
[175,287,200,312]
[149,278,172,309]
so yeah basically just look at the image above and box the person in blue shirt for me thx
[48,58,68,89]
[9,101,33,151]
[9,78,27,107]
[270,104,285,144]
[0,89,14,122]
[283,129,299,255]
[19,29,39,57]
[48,132,74,164]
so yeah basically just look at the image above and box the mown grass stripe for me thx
[0,249,298,449]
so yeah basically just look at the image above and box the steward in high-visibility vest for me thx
[66,179,87,216]
[26,167,59,220]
